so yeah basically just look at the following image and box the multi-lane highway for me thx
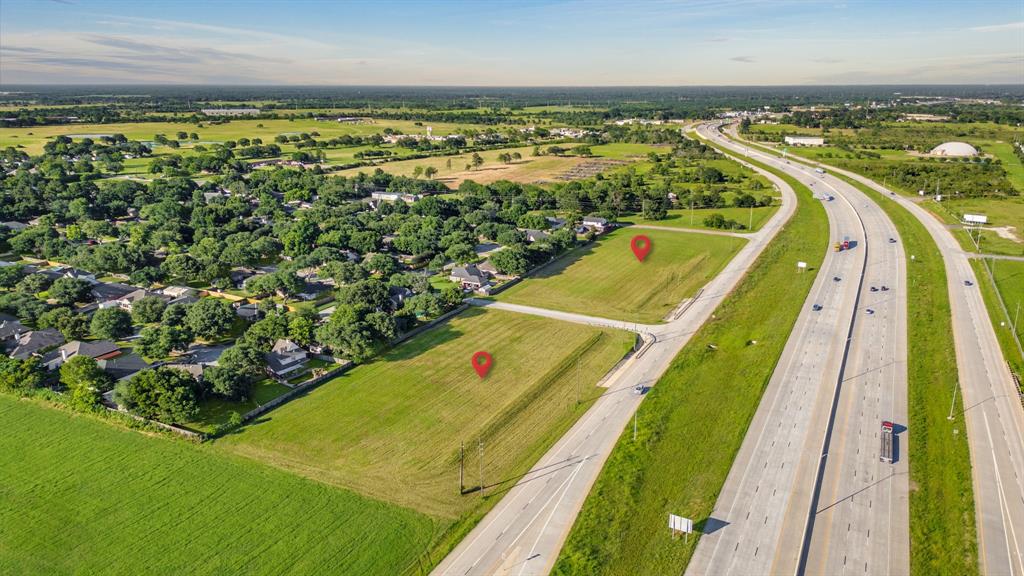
[803,159,1024,576]
[433,134,799,576]
[726,124,1024,576]
[686,123,910,575]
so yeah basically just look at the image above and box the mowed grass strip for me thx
[0,396,434,576]
[970,258,1024,377]
[826,173,980,575]
[218,307,634,520]
[553,160,827,574]
[500,228,746,323]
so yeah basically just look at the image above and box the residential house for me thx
[97,353,149,382]
[159,285,200,306]
[57,266,98,284]
[546,217,567,230]
[8,328,65,360]
[43,340,120,371]
[165,362,205,381]
[231,268,259,289]
[100,288,170,312]
[582,216,610,233]
[90,282,136,303]
[449,264,492,294]
[1,221,29,231]
[266,339,308,377]
[0,317,27,342]
[388,286,414,310]
[522,229,550,243]
[234,301,261,322]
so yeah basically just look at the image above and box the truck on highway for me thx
[842,236,850,250]
[815,167,826,175]
[880,421,894,463]
[833,242,842,252]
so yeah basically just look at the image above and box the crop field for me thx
[0,118,490,154]
[336,143,661,186]
[217,307,634,519]
[500,228,746,323]
[620,204,779,232]
[0,396,435,576]
[553,158,828,575]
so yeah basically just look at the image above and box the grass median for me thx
[553,155,827,574]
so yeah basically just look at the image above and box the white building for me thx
[784,136,825,146]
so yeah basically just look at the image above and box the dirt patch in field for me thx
[551,159,628,181]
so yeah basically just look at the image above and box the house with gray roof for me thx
[266,339,308,377]
[8,329,65,360]
[449,264,492,293]
[97,353,149,382]
[43,340,120,371]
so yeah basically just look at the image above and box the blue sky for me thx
[1,0,1021,85]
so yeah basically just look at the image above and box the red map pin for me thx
[631,235,652,262]
[471,351,493,379]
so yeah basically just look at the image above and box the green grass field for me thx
[620,204,779,232]
[0,118,486,154]
[183,378,292,434]
[553,155,828,575]
[217,307,634,520]
[0,396,435,576]
[500,228,746,323]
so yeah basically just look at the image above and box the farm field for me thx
[217,307,635,519]
[620,204,779,232]
[0,396,435,576]
[336,142,661,186]
[500,228,746,323]
[553,158,828,575]
[0,118,491,154]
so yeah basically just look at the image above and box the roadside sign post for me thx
[669,514,693,543]
[797,261,807,273]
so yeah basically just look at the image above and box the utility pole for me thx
[749,204,753,231]
[478,438,484,497]
[633,410,637,441]
[459,441,464,494]
[1014,301,1020,335]
[948,379,960,421]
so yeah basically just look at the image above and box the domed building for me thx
[930,141,979,157]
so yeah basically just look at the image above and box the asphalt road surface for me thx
[432,129,798,576]
[685,123,909,576]
[809,159,1024,576]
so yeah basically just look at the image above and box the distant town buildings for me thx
[200,108,261,116]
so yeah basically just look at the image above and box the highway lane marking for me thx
[516,459,587,576]
[985,410,1024,576]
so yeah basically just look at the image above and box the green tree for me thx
[131,296,167,324]
[50,277,93,305]
[37,307,89,340]
[424,166,438,179]
[90,307,133,340]
[59,355,113,411]
[185,298,235,341]
[0,357,44,393]
[114,367,199,423]
[471,153,484,170]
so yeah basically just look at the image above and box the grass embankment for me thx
[828,173,979,575]
[0,396,435,576]
[970,258,1024,379]
[619,204,779,233]
[553,158,827,574]
[501,228,746,323]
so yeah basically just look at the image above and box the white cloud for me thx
[968,21,1024,32]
